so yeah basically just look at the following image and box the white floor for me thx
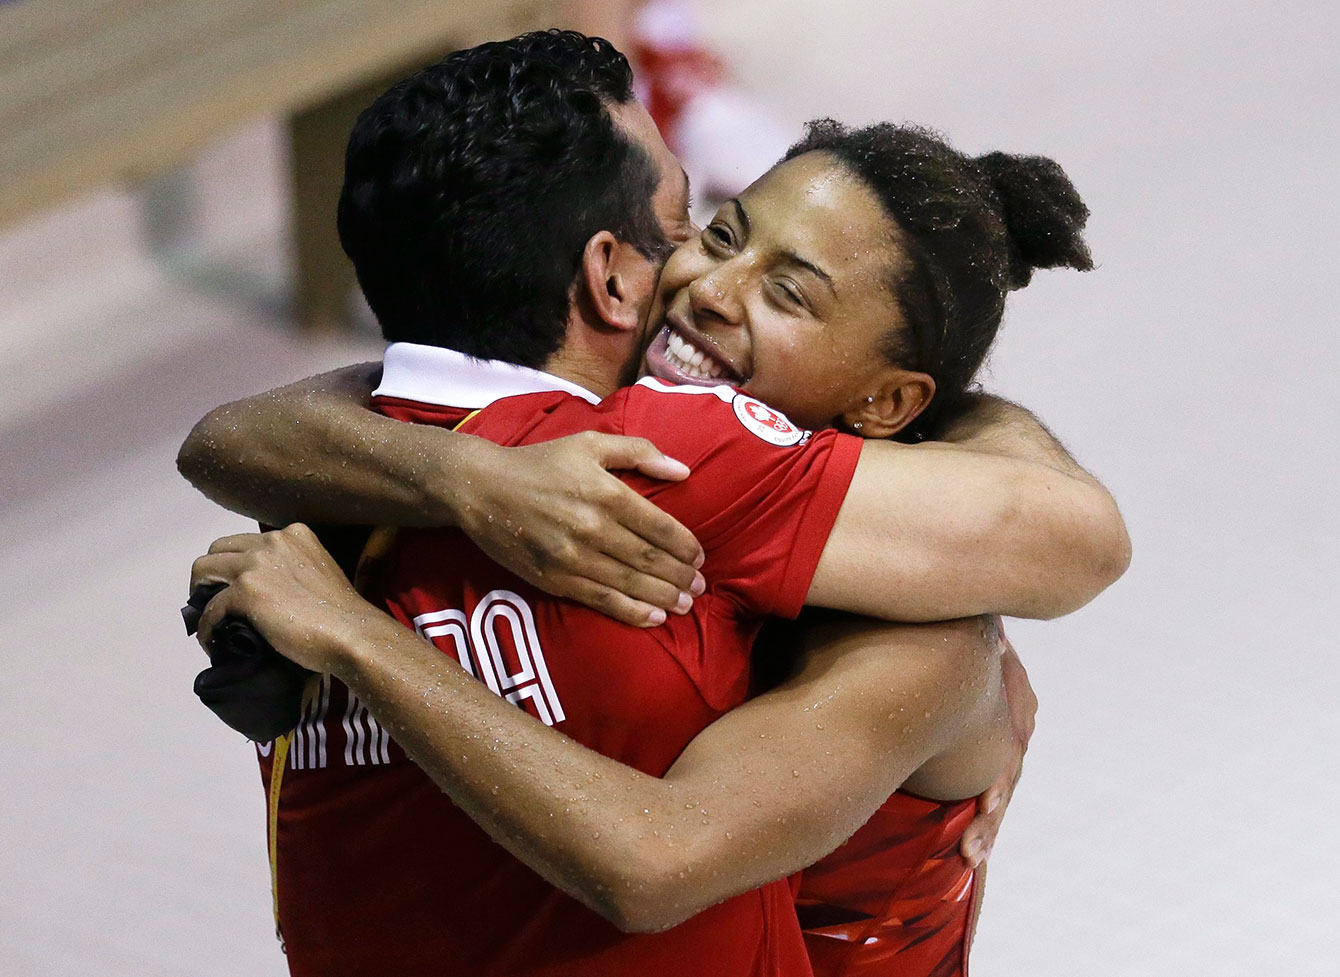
[1,2,1336,975]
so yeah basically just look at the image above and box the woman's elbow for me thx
[176,408,234,490]
[603,899,691,935]
[592,850,710,934]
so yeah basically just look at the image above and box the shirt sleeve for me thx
[616,380,863,619]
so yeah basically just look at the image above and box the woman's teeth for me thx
[666,331,726,380]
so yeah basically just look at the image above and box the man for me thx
[181,30,1125,976]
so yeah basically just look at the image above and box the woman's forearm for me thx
[176,363,476,527]
[329,611,706,931]
[178,367,706,625]
[196,524,1002,935]
[326,608,988,932]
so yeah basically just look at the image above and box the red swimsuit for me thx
[797,791,979,977]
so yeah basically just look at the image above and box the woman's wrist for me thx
[323,600,412,686]
[425,431,496,528]
[385,425,493,528]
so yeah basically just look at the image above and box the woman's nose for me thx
[688,267,744,326]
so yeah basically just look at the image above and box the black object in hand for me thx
[182,583,313,742]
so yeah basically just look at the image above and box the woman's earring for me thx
[852,420,863,431]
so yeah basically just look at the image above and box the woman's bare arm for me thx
[177,365,707,627]
[190,526,1009,933]
[181,372,1125,625]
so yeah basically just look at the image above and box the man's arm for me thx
[939,392,1093,474]
[958,626,1036,865]
[182,373,1128,623]
[807,395,1131,621]
[178,365,706,627]
[191,526,1010,933]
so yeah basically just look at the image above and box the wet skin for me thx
[642,152,925,432]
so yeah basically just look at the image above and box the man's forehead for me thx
[609,100,682,183]
[608,98,692,236]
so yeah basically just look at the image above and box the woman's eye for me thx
[703,224,734,249]
[771,279,804,308]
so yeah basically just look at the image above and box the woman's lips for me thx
[645,325,738,386]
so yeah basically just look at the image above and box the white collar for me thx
[373,342,602,409]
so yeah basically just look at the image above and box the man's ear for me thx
[840,371,936,439]
[579,230,655,333]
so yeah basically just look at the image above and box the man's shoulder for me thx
[465,379,848,466]
[618,378,819,453]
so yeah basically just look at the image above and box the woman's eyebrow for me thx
[732,197,835,294]
[729,198,750,234]
[780,251,835,294]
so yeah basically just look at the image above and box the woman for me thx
[186,120,1110,976]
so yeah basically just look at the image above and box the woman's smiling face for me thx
[642,151,917,431]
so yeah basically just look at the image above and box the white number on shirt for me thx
[412,590,566,726]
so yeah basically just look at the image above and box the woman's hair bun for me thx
[976,151,1094,289]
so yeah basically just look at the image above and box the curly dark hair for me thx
[337,30,670,367]
[784,120,1093,440]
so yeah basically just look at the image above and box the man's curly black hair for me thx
[337,30,668,368]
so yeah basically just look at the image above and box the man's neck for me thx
[542,332,640,400]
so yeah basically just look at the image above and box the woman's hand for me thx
[189,524,384,674]
[452,433,706,627]
[179,365,706,629]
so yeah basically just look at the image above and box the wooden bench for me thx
[0,0,553,329]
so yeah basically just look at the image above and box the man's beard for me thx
[617,327,654,388]
[618,254,672,388]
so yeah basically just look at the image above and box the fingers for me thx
[599,523,705,599]
[190,551,247,595]
[582,436,705,571]
[555,575,670,628]
[464,434,708,622]
[194,582,238,652]
[961,780,1008,866]
[961,745,1025,867]
[604,481,705,572]
[565,551,695,618]
[206,533,265,554]
[960,819,992,867]
[593,434,691,482]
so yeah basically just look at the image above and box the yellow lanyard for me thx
[267,730,293,939]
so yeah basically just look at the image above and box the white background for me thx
[1,1,1336,974]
